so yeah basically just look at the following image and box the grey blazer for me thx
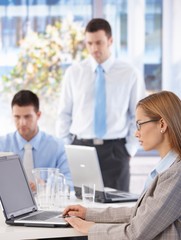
[86,158,181,240]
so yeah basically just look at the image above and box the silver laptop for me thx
[0,154,68,227]
[65,145,138,203]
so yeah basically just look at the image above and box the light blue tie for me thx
[94,65,107,138]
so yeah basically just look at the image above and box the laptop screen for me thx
[65,145,105,191]
[0,155,37,219]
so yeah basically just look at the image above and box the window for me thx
[144,0,162,92]
[103,0,128,56]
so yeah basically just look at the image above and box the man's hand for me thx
[63,204,87,219]
[29,182,36,192]
[65,217,95,235]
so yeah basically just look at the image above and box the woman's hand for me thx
[65,216,95,235]
[63,204,87,219]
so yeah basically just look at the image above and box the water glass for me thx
[82,183,95,205]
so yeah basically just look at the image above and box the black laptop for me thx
[65,145,138,203]
[0,154,68,227]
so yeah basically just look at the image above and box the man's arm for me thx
[125,69,146,156]
[0,135,9,152]
[56,139,74,190]
[56,67,73,144]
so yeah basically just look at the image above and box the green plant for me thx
[2,19,87,101]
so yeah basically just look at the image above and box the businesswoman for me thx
[63,91,181,240]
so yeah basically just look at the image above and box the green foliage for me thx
[2,19,87,100]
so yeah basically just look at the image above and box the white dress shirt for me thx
[56,55,145,156]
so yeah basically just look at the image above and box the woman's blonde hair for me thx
[137,91,181,158]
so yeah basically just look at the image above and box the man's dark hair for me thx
[11,90,39,112]
[85,18,112,38]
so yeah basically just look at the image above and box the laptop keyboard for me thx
[22,211,60,221]
[106,191,137,199]
[106,192,126,198]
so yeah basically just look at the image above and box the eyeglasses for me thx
[136,119,160,131]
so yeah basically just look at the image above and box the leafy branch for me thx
[2,19,87,101]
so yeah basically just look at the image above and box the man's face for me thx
[12,105,41,141]
[85,30,113,64]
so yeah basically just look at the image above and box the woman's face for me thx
[135,106,164,153]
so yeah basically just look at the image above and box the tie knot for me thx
[96,65,104,73]
[24,143,32,150]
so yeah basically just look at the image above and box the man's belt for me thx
[75,137,126,145]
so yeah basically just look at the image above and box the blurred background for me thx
[0,0,180,193]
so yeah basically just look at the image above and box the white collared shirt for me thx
[56,55,145,156]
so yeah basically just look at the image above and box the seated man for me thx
[0,90,73,191]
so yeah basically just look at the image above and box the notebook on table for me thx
[0,154,68,227]
[65,145,138,203]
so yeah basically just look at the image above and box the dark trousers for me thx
[72,138,130,191]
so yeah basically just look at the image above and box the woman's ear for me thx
[160,118,168,133]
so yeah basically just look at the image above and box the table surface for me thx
[0,197,135,240]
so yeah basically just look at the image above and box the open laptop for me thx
[65,145,138,203]
[0,154,68,227]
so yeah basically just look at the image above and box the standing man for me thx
[56,18,145,191]
[0,90,73,191]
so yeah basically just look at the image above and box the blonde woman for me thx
[63,91,181,240]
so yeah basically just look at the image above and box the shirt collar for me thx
[151,150,178,177]
[15,130,42,151]
[89,55,114,73]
